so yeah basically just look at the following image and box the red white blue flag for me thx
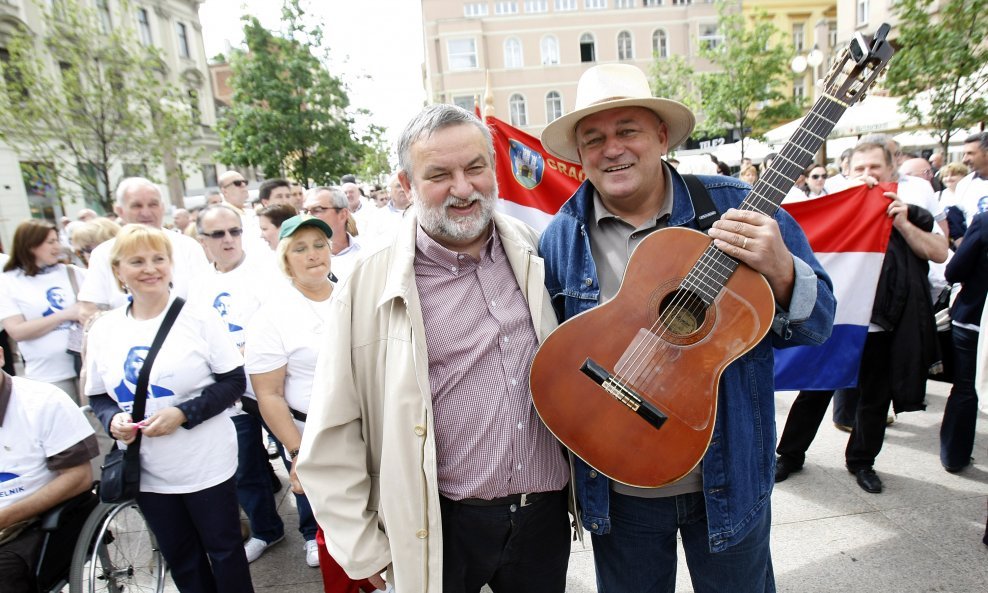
[774,184,895,390]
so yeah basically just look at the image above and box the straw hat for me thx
[540,64,695,164]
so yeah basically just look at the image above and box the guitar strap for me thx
[681,174,720,232]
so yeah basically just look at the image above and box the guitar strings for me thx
[610,93,848,399]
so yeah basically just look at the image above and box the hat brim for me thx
[540,98,696,164]
[279,216,333,241]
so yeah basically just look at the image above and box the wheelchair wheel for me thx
[68,500,166,593]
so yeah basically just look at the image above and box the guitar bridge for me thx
[580,358,667,430]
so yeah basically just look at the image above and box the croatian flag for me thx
[485,115,580,231]
[774,183,895,390]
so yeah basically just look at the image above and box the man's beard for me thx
[413,183,497,245]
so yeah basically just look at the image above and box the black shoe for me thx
[775,457,802,483]
[853,468,883,493]
[943,457,973,473]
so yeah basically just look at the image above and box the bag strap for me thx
[127,297,185,457]
[682,174,720,231]
[65,265,80,297]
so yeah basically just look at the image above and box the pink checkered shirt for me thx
[414,224,569,501]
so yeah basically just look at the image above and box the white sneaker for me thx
[244,535,283,563]
[305,539,320,567]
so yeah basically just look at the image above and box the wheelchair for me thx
[34,487,167,593]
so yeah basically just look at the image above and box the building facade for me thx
[421,0,728,138]
[0,0,222,247]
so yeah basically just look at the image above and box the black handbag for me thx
[99,298,185,503]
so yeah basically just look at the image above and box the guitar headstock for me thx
[822,23,894,106]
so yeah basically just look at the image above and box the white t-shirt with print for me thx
[0,378,95,509]
[78,230,210,309]
[897,174,945,221]
[190,249,285,398]
[84,297,242,494]
[0,265,84,382]
[952,173,988,226]
[244,282,331,435]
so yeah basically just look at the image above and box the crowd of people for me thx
[1,61,985,593]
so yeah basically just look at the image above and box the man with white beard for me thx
[297,104,572,593]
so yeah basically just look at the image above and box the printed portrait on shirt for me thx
[113,345,175,409]
[213,292,243,332]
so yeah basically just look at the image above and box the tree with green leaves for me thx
[696,2,802,160]
[0,0,200,213]
[650,54,701,116]
[885,0,988,156]
[218,0,365,187]
[355,122,392,182]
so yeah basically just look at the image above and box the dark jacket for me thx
[945,212,988,327]
[871,204,938,412]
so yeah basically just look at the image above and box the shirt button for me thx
[503,336,509,343]
[457,254,464,259]
[416,529,428,539]
[511,379,518,386]
[584,278,593,287]
[517,422,524,430]
[491,300,496,308]
[450,266,458,273]
[413,425,426,436]
[516,463,522,470]
[588,470,598,478]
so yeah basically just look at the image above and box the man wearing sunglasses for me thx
[219,171,251,213]
[194,204,286,564]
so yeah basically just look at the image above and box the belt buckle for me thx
[520,493,530,507]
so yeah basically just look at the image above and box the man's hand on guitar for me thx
[709,208,795,308]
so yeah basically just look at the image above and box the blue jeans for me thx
[232,413,284,543]
[832,388,859,427]
[138,477,254,593]
[941,326,979,469]
[591,491,775,593]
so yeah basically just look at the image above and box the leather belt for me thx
[454,490,558,508]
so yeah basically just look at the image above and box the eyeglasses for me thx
[303,206,343,216]
[808,174,826,179]
[201,227,243,239]
[224,179,248,188]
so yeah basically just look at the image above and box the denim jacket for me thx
[538,170,835,553]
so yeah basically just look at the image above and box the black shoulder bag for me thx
[99,298,185,503]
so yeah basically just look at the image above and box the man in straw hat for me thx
[538,64,835,591]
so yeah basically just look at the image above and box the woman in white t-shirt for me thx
[84,225,253,593]
[245,215,370,587]
[0,220,84,400]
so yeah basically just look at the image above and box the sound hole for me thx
[658,289,707,336]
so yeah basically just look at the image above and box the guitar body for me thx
[531,226,776,487]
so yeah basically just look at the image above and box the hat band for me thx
[585,95,640,107]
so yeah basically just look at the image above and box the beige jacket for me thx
[297,211,561,593]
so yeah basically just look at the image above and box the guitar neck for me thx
[683,94,851,306]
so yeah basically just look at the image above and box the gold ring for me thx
[742,237,748,250]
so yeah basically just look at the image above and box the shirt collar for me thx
[591,161,674,228]
[415,222,498,268]
[0,371,12,427]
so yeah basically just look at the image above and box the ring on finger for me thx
[741,236,748,250]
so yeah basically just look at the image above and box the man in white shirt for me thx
[0,346,99,593]
[951,132,988,233]
[342,182,373,234]
[78,178,211,321]
[363,173,412,249]
[195,204,285,563]
[303,187,363,283]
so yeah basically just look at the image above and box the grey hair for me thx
[306,186,347,209]
[115,177,161,207]
[396,104,494,177]
[964,131,988,151]
[196,203,242,235]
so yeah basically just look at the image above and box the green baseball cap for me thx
[278,214,333,241]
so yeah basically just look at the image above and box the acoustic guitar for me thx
[530,26,895,488]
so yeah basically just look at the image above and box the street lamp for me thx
[791,45,825,97]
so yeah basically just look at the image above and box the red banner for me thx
[483,115,583,230]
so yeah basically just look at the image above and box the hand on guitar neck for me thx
[708,208,796,308]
